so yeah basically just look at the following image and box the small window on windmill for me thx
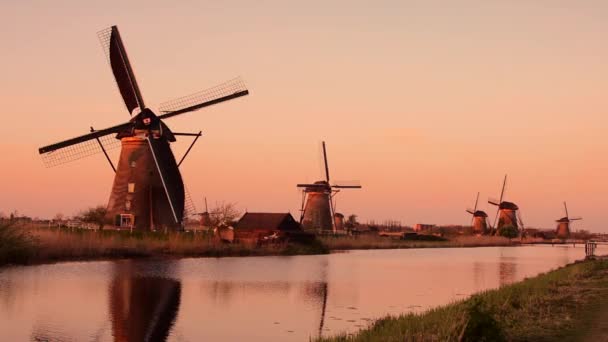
[130,161,136,168]
[128,183,135,193]
[125,200,131,210]
[120,214,134,228]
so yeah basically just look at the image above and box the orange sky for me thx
[1,1,607,231]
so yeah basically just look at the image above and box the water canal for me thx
[0,245,600,341]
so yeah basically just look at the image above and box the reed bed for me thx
[319,234,514,251]
[318,259,608,341]
[0,224,327,266]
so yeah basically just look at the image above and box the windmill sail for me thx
[147,137,185,224]
[158,77,248,118]
[98,26,145,114]
[39,123,129,167]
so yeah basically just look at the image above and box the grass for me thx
[0,225,517,268]
[319,234,514,250]
[0,223,328,267]
[0,222,35,265]
[318,259,608,342]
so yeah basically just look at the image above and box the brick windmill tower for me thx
[466,192,489,234]
[38,26,249,231]
[488,175,524,235]
[556,202,582,239]
[297,142,361,233]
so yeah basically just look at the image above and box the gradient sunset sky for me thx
[1,1,607,231]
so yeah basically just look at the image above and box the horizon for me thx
[1,1,607,232]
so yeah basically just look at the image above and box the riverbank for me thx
[1,223,516,267]
[318,258,608,341]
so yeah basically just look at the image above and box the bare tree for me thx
[209,202,241,227]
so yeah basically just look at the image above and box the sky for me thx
[1,0,607,231]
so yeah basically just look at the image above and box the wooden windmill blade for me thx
[147,137,185,224]
[158,77,249,119]
[98,26,145,114]
[322,141,330,183]
[332,180,362,189]
[38,122,130,167]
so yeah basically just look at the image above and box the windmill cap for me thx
[556,217,570,223]
[499,201,519,210]
[474,210,488,217]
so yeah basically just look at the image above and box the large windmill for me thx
[297,142,361,233]
[556,202,582,239]
[38,26,248,231]
[488,175,524,234]
[466,192,489,234]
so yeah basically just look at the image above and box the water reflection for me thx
[109,261,181,342]
[1,245,599,341]
[498,253,517,286]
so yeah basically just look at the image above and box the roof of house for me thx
[236,212,301,231]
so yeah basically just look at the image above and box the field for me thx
[319,234,513,250]
[318,258,608,341]
[0,223,518,267]
[0,223,327,266]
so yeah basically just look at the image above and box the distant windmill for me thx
[556,202,582,239]
[297,142,361,233]
[488,175,524,234]
[38,26,249,232]
[198,197,212,229]
[466,192,489,234]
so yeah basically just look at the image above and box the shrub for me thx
[0,223,35,265]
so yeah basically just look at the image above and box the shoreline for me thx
[317,258,608,341]
[0,224,562,269]
[2,237,532,270]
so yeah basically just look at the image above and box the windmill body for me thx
[471,211,489,234]
[496,201,519,229]
[466,192,489,234]
[106,122,185,230]
[301,182,334,231]
[38,26,248,232]
[298,142,361,234]
[555,202,582,239]
[488,175,524,234]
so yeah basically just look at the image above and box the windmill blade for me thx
[569,217,583,221]
[98,26,145,115]
[147,137,185,225]
[466,208,475,215]
[564,201,569,218]
[38,122,130,167]
[322,141,330,183]
[488,198,500,206]
[297,183,327,188]
[517,211,525,230]
[332,180,362,189]
[158,77,249,119]
[473,192,479,212]
[499,174,507,203]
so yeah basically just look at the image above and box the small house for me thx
[234,212,304,242]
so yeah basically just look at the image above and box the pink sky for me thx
[1,1,607,231]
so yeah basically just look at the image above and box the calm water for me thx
[0,245,600,341]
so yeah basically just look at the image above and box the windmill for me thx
[38,26,249,231]
[297,142,361,233]
[198,197,212,229]
[466,192,489,234]
[556,202,582,239]
[488,175,523,234]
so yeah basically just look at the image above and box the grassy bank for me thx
[0,223,328,267]
[319,234,513,250]
[319,259,608,342]
[0,224,517,267]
